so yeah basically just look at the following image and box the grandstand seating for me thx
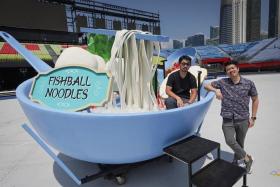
[50,44,63,56]
[0,42,3,51]
[239,38,277,60]
[194,38,280,70]
[0,42,87,67]
[0,43,18,54]
[218,42,258,57]
[195,46,229,59]
[25,44,40,51]
[35,44,52,61]
[250,39,280,63]
[160,49,176,58]
[1,37,279,70]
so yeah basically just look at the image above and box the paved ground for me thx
[0,73,280,187]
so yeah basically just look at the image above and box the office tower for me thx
[232,0,247,44]
[209,26,220,45]
[173,40,183,49]
[220,0,233,44]
[260,31,268,40]
[210,26,220,39]
[185,39,191,47]
[246,0,261,42]
[268,0,280,38]
[188,34,205,47]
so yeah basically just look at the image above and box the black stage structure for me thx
[44,0,161,34]
[0,0,161,91]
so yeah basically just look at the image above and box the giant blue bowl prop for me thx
[1,31,215,164]
[17,78,214,164]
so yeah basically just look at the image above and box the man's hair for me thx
[224,60,238,67]
[178,55,192,64]
[224,60,238,72]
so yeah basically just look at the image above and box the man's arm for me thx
[204,83,223,100]
[188,88,197,104]
[166,86,184,107]
[251,95,259,117]
[249,95,259,128]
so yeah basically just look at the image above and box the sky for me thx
[98,0,269,40]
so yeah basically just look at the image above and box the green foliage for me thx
[87,34,114,62]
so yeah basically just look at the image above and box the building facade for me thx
[232,0,247,44]
[173,40,183,49]
[268,0,280,38]
[187,34,205,47]
[220,0,233,44]
[246,0,261,42]
[210,26,220,39]
[220,0,260,44]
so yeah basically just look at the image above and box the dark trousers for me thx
[222,118,249,160]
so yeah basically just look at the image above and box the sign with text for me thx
[30,66,112,111]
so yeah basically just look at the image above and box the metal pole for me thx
[162,60,167,78]
[22,124,82,185]
[188,164,192,187]
[242,174,248,187]
[198,71,202,101]
[217,146,221,159]
[154,69,158,95]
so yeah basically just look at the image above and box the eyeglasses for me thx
[180,62,191,66]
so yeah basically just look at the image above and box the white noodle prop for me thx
[101,30,160,112]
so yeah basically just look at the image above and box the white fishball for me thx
[55,47,106,71]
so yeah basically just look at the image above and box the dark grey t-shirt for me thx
[166,71,197,99]
[211,77,258,120]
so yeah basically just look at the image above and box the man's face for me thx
[179,59,191,72]
[225,64,239,78]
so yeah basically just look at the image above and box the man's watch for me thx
[251,116,257,120]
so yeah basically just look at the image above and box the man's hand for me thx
[176,97,184,107]
[215,89,223,100]
[248,118,255,128]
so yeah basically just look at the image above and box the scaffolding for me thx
[43,0,161,34]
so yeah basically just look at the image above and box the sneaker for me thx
[232,159,245,167]
[245,155,254,174]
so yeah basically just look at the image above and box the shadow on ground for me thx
[52,150,234,187]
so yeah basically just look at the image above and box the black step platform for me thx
[192,159,246,187]
[164,135,220,164]
[163,135,248,187]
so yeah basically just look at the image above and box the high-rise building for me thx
[246,0,261,42]
[187,34,205,47]
[173,40,183,49]
[185,39,191,47]
[260,31,268,40]
[210,26,220,39]
[161,40,173,49]
[220,0,260,44]
[232,0,247,44]
[206,38,219,45]
[220,0,233,44]
[268,0,280,38]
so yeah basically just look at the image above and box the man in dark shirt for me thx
[205,60,259,174]
[165,55,197,109]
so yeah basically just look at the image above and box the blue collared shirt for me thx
[211,77,258,120]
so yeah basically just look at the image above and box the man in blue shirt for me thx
[205,60,259,174]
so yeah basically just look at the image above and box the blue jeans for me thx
[164,97,189,109]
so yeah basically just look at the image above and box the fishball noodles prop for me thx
[0,30,215,165]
